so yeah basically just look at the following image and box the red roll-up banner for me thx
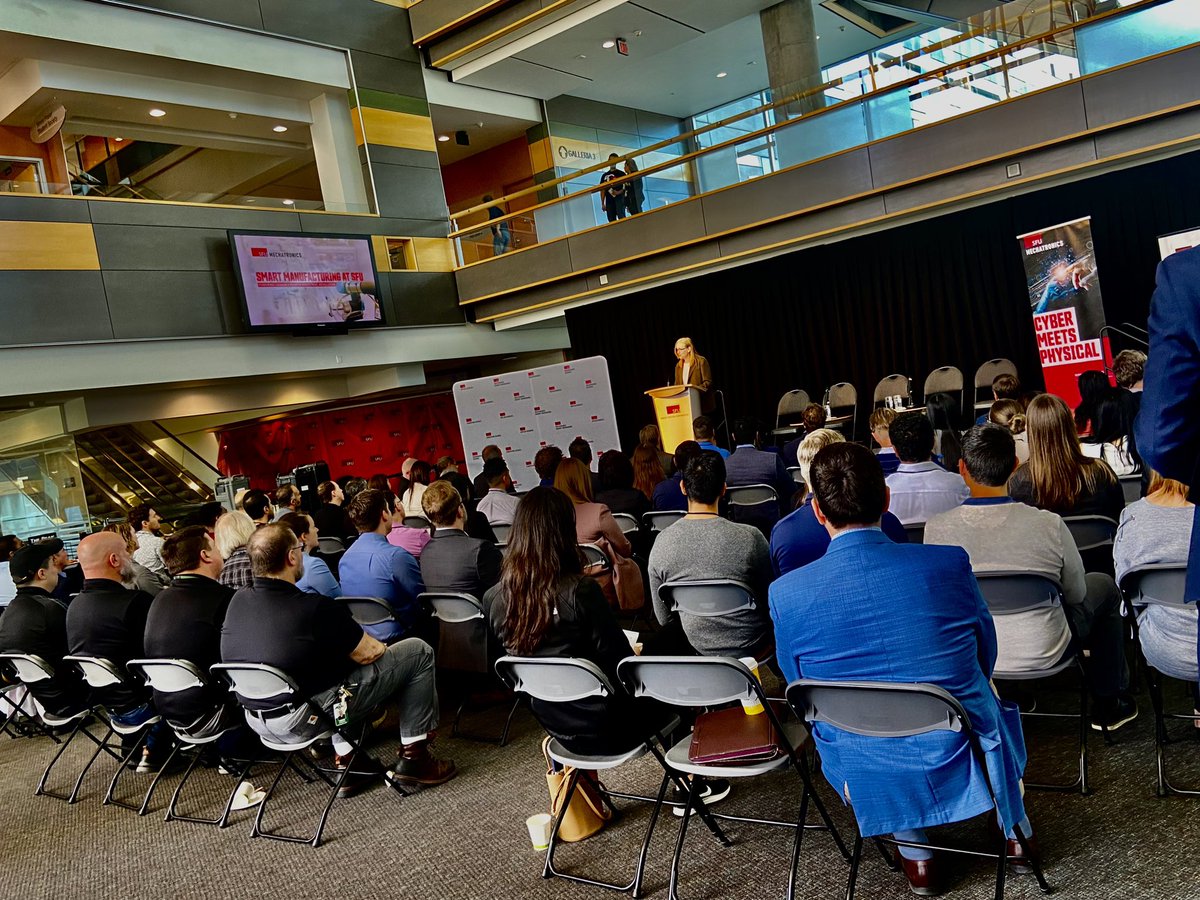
[1017,216,1108,408]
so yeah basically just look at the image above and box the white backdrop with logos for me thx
[453,356,620,492]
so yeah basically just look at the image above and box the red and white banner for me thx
[453,356,620,492]
[1017,217,1107,408]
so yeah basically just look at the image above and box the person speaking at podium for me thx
[673,337,713,411]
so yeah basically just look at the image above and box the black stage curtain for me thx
[567,148,1200,449]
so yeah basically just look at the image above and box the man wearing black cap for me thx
[0,539,89,716]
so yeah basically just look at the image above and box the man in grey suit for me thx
[725,417,798,529]
[419,480,503,598]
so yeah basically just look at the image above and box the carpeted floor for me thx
[3,677,1199,900]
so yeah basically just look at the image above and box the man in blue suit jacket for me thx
[1136,245,1200,604]
[769,443,1034,894]
[726,417,798,525]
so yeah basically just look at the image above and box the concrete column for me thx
[309,92,370,212]
[760,0,824,119]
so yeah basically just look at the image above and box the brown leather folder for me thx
[687,706,781,765]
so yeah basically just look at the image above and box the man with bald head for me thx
[66,531,168,771]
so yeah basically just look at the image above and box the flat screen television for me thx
[228,229,384,333]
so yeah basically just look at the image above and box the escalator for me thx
[75,425,216,525]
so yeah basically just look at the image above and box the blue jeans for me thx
[110,702,169,754]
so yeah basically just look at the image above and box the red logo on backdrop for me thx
[505,446,512,452]
[569,400,578,406]
[585,379,593,385]
[549,385,558,392]
[478,398,486,404]
[591,415,598,421]
[1023,234,1044,250]
[513,392,520,398]
[251,247,268,257]
[667,404,680,414]
[554,422,561,427]
[485,432,493,438]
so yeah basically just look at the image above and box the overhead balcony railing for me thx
[448,0,1200,290]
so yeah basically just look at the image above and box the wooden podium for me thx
[645,385,701,453]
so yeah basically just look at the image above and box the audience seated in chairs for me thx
[419,480,503,598]
[533,446,563,489]
[555,458,632,560]
[782,403,828,469]
[989,399,1030,463]
[1008,393,1124,572]
[400,460,431,519]
[885,413,969,525]
[976,372,1022,426]
[434,456,475,507]
[127,503,168,575]
[476,458,522,527]
[869,407,900,475]
[569,436,601,496]
[0,539,89,716]
[926,392,964,472]
[143,526,259,765]
[647,452,773,659]
[339,489,426,644]
[639,423,675,477]
[652,441,702,512]
[219,523,455,794]
[692,415,728,460]
[280,512,341,597]
[1114,471,1197,685]
[595,449,650,518]
[631,444,666,503]
[771,429,907,577]
[66,532,170,772]
[314,480,356,543]
[925,425,1136,731]
[1080,391,1142,477]
[215,511,257,592]
[103,522,171,596]
[725,416,798,526]
[769,442,1038,895]
[272,485,302,521]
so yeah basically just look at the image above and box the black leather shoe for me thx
[1006,833,1040,875]
[895,851,942,896]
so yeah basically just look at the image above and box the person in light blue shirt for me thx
[339,490,424,643]
[279,511,341,598]
[692,415,729,459]
[885,412,969,525]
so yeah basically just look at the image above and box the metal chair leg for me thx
[667,782,699,900]
[35,719,91,800]
[845,835,864,900]
[787,788,810,900]
[631,773,671,900]
[994,830,1008,900]
[136,741,181,815]
[104,727,153,810]
[67,724,117,804]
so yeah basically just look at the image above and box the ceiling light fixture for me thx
[282,199,295,206]
[716,71,727,78]
[148,108,166,117]
[113,137,124,142]
[576,53,587,59]
[437,134,450,142]
[602,39,616,49]
[272,125,288,133]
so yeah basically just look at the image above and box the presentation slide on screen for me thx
[1158,226,1200,259]
[232,233,380,327]
[453,357,620,492]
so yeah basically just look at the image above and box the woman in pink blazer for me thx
[554,458,632,556]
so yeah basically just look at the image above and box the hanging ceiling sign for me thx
[30,105,66,144]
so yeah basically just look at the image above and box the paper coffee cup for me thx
[526,813,553,850]
[623,629,639,650]
[739,656,764,715]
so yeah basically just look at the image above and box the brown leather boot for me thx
[388,740,457,787]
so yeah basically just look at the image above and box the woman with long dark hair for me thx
[1074,370,1109,437]
[484,488,663,754]
[924,392,963,472]
[1081,392,1141,477]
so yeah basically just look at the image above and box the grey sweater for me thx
[647,516,773,656]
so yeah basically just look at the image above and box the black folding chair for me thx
[642,511,686,535]
[421,592,522,745]
[496,656,691,897]
[63,654,163,812]
[611,513,640,536]
[343,596,397,631]
[1119,564,1198,797]
[787,679,1052,900]
[975,572,1090,794]
[904,522,925,545]
[580,543,611,575]
[491,523,512,546]
[0,653,110,803]
[402,515,431,529]
[618,656,849,900]
[0,678,55,740]
[127,658,258,827]
[210,662,402,847]
[1062,515,1119,553]
[657,580,772,666]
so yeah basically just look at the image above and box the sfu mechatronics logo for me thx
[251,247,268,257]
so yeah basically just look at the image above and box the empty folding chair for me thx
[63,655,164,812]
[611,513,640,536]
[873,374,912,409]
[770,390,811,444]
[617,656,849,900]
[210,662,401,847]
[1119,564,1196,797]
[975,573,1090,793]
[973,358,1018,413]
[126,658,258,827]
[0,653,111,803]
[642,510,686,535]
[496,656,689,896]
[787,679,1051,900]
[823,383,857,438]
[420,592,522,745]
